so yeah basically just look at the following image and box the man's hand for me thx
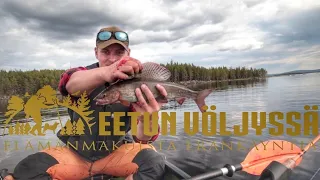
[100,56,143,83]
[131,83,167,141]
[131,84,168,115]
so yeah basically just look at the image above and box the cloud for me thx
[0,0,319,74]
[254,6,320,45]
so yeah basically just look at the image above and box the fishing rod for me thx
[181,134,320,180]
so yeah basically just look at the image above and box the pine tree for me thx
[20,123,24,134]
[75,119,85,135]
[60,127,66,135]
[65,120,74,135]
[72,121,77,135]
[24,123,31,135]
[8,126,14,135]
[14,122,21,135]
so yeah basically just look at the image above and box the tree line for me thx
[161,60,267,82]
[0,69,65,97]
[0,61,267,97]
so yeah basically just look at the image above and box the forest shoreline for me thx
[0,77,265,100]
[178,77,264,86]
[0,61,267,100]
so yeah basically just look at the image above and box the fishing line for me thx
[310,168,320,180]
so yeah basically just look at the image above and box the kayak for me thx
[98,159,190,180]
[109,160,191,180]
[163,160,191,179]
[4,135,317,180]
[107,134,320,180]
[0,162,186,180]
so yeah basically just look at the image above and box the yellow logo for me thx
[2,85,95,136]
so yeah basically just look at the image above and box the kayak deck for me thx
[94,160,190,180]
[163,160,191,179]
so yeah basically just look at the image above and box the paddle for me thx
[184,134,320,180]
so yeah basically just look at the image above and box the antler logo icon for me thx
[2,85,95,136]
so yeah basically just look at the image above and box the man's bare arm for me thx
[66,68,106,96]
[65,59,141,96]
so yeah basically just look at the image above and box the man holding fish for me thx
[1,26,212,180]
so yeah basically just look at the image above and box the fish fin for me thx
[119,98,131,107]
[194,89,213,113]
[135,62,171,81]
[95,99,109,105]
[175,97,186,105]
[156,96,168,103]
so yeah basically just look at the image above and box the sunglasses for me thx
[97,31,129,42]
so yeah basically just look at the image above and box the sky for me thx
[0,0,319,74]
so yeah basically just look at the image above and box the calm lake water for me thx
[0,73,320,180]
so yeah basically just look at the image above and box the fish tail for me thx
[193,89,213,113]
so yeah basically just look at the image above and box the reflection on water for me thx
[186,78,267,91]
[0,74,320,180]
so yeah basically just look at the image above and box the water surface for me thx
[0,73,320,180]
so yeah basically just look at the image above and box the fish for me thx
[93,62,213,113]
